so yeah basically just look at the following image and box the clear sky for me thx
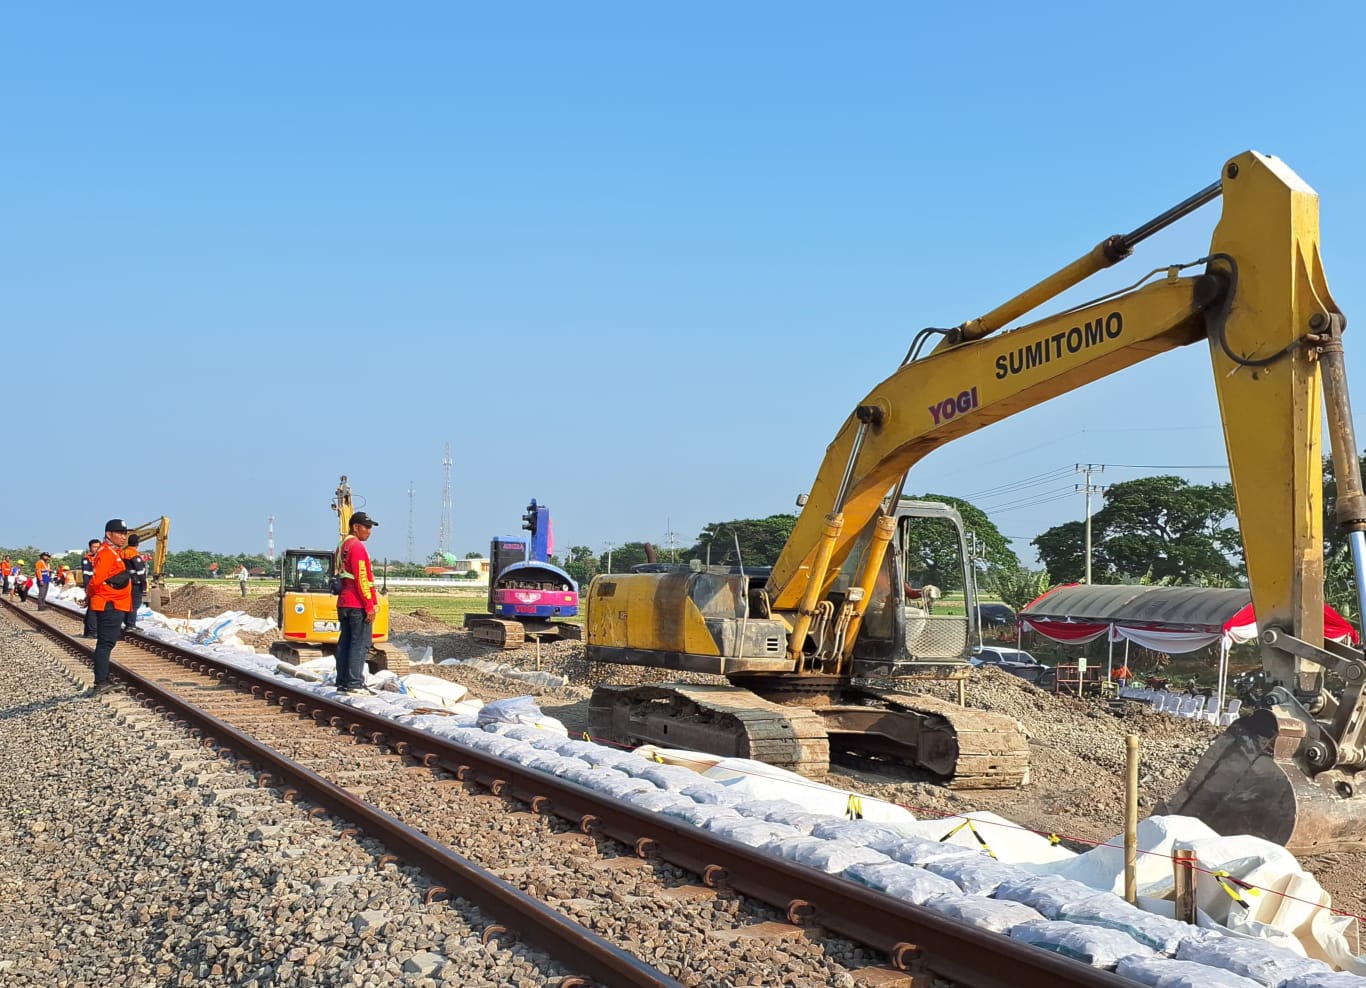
[5,3,1365,566]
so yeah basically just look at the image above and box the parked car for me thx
[975,603,1017,627]
[970,646,1055,688]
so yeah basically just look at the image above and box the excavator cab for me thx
[834,499,976,679]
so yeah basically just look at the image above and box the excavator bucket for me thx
[1160,707,1366,855]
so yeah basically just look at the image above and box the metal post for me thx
[1077,464,1105,584]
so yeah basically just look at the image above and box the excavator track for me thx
[589,684,831,778]
[589,681,1029,787]
[465,617,526,649]
[857,689,1030,789]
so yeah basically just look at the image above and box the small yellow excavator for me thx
[586,151,1366,853]
[127,516,172,611]
[271,476,401,674]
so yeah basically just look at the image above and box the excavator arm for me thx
[127,516,171,583]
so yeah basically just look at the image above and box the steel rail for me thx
[12,599,1147,988]
[1,599,682,988]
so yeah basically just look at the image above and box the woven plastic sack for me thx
[878,835,984,865]
[809,820,916,847]
[1278,974,1366,988]
[923,855,1032,895]
[993,875,1109,920]
[1175,934,1332,986]
[921,892,1045,933]
[634,764,705,791]
[706,817,803,847]
[680,782,747,806]
[664,802,744,828]
[1115,955,1267,988]
[595,775,658,800]
[843,860,960,904]
[1010,919,1155,969]
[622,789,694,814]
[1057,892,1198,954]
[760,836,890,875]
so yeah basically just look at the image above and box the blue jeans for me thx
[334,607,369,690]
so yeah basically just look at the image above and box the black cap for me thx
[105,519,129,533]
[350,512,378,528]
[39,552,50,559]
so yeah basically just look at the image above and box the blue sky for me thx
[5,3,1364,566]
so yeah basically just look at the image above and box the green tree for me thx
[915,494,1018,589]
[988,566,1052,613]
[562,545,601,587]
[600,541,655,573]
[1323,451,1366,561]
[1033,476,1241,585]
[683,515,798,568]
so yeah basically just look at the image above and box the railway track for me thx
[2,597,1146,988]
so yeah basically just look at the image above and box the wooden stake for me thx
[1125,733,1139,904]
[1173,848,1198,925]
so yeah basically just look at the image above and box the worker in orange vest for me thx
[87,520,134,689]
[0,557,10,597]
[34,553,52,611]
[81,539,100,637]
[122,535,148,630]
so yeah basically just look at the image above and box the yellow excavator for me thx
[586,151,1366,853]
[128,516,172,611]
[271,476,400,674]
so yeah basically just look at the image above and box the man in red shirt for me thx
[34,553,52,611]
[334,511,379,693]
[87,519,133,690]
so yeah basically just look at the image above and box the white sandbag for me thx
[706,817,803,848]
[842,860,960,904]
[809,820,918,847]
[401,673,468,707]
[924,855,1032,895]
[477,695,544,728]
[760,836,890,875]
[595,775,658,800]
[500,725,565,749]
[633,764,705,791]
[663,802,744,828]
[579,747,647,771]
[622,789,694,814]
[994,875,1112,920]
[1175,932,1333,986]
[1278,974,1366,988]
[778,813,846,835]
[880,835,986,866]
[921,892,1045,933]
[680,782,747,807]
[1010,919,1155,969]
[734,798,811,822]
[558,762,621,788]
[1115,955,1266,988]
[1058,892,1200,954]
[410,646,434,665]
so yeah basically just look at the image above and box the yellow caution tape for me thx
[847,795,863,820]
[938,818,996,859]
[1212,870,1261,908]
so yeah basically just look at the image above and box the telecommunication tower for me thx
[439,443,453,554]
[267,515,275,562]
[407,481,416,564]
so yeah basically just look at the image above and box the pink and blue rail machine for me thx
[486,500,579,620]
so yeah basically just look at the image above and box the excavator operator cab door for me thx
[840,499,978,679]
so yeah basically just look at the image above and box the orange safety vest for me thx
[0,561,9,578]
[35,559,49,584]
[89,542,133,613]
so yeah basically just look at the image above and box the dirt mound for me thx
[165,582,238,616]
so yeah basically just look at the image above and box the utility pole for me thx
[604,541,617,574]
[663,518,681,562]
[1075,464,1106,584]
[439,443,453,555]
[266,516,275,563]
[407,481,415,565]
